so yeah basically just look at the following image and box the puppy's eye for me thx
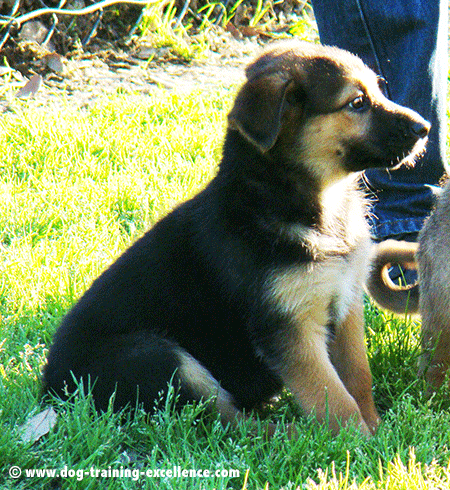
[347,95,369,112]
[377,77,388,96]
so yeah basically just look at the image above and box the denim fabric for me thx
[310,0,448,239]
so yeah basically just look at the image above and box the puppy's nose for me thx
[411,120,430,139]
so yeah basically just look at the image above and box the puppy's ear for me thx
[228,75,298,152]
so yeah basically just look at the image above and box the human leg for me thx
[310,0,448,239]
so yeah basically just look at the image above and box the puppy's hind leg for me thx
[175,349,246,429]
[419,318,450,393]
[176,350,282,438]
[97,334,244,427]
[46,330,242,422]
[417,269,450,392]
[417,231,450,392]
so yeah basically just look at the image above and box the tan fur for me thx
[328,304,381,433]
[177,350,281,438]
[417,182,450,391]
[293,95,427,188]
[366,239,419,314]
[265,199,378,434]
[295,110,372,187]
[177,350,244,427]
[367,181,450,392]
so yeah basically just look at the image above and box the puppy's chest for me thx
[266,240,370,327]
[265,187,371,328]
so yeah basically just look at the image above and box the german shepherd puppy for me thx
[367,180,450,393]
[43,40,430,436]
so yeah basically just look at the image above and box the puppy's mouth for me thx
[389,135,428,170]
[344,133,429,173]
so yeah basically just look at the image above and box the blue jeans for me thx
[310,0,448,240]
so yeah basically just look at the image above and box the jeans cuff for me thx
[369,216,425,241]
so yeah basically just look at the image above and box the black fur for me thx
[43,124,313,413]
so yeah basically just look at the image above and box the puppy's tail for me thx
[366,239,419,314]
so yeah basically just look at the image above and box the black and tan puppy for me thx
[43,40,430,436]
[368,180,450,393]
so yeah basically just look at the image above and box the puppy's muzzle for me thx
[398,111,430,143]
[395,114,430,168]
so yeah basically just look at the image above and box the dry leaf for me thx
[15,74,42,98]
[239,26,264,38]
[225,23,268,39]
[225,22,242,39]
[19,407,57,443]
[43,53,64,73]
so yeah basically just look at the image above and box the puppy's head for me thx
[228,40,430,186]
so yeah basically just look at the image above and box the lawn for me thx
[1,85,450,489]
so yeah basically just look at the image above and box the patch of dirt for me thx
[0,0,318,110]
[0,0,320,110]
[0,32,273,111]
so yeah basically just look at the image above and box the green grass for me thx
[1,87,450,489]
